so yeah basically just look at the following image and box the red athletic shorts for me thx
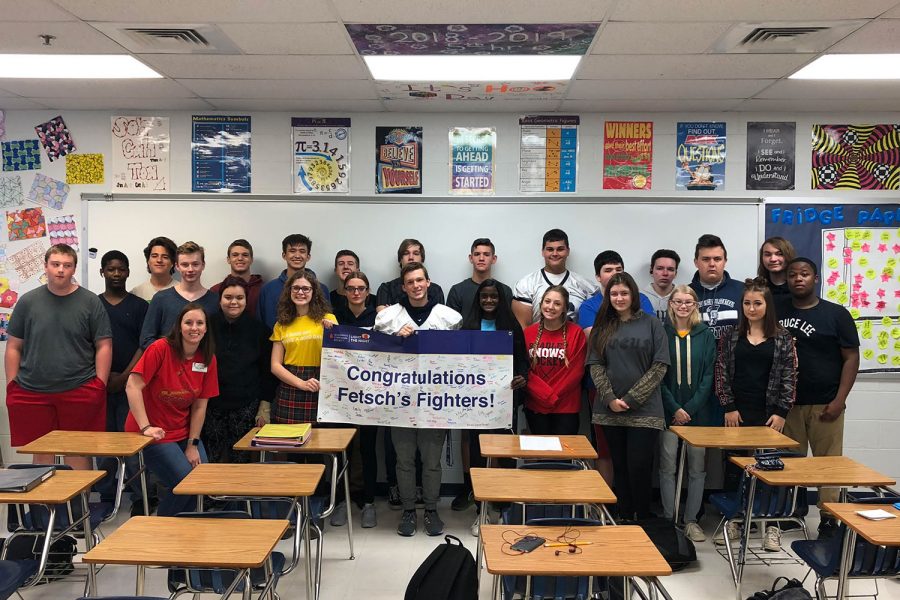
[6,377,107,447]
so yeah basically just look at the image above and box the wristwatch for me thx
[187,438,200,446]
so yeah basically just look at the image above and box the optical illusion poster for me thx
[811,124,900,190]
[766,202,900,372]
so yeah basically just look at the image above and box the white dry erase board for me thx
[82,194,762,298]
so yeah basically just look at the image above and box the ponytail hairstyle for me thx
[529,285,571,367]
[590,272,640,360]
[738,277,781,339]
[276,269,331,326]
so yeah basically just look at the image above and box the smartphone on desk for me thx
[510,535,545,553]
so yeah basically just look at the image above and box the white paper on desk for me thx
[856,509,897,520]
[519,436,562,452]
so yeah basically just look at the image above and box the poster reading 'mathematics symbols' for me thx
[450,127,495,195]
[292,118,350,194]
[519,116,578,193]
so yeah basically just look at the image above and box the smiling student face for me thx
[335,255,358,282]
[176,252,204,284]
[227,245,252,275]
[290,277,313,308]
[402,268,430,302]
[540,290,566,323]
[220,285,247,320]
[180,309,207,347]
[542,240,569,272]
[147,245,173,276]
[608,283,633,315]
[761,243,787,274]
[479,285,500,316]
[283,244,310,271]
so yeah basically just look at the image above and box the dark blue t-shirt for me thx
[99,293,148,373]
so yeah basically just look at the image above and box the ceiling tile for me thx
[0,21,127,53]
[736,97,900,112]
[138,54,368,80]
[207,98,386,112]
[332,0,613,23]
[51,0,339,23]
[755,79,900,100]
[217,23,355,55]
[383,99,563,112]
[0,0,79,21]
[829,18,900,52]
[27,97,215,110]
[0,78,196,98]
[0,97,51,109]
[560,98,745,112]
[567,78,776,99]
[590,22,732,54]
[578,54,813,80]
[177,78,377,99]
[609,0,899,22]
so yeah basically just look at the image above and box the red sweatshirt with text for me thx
[523,321,587,414]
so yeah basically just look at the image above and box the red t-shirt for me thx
[125,338,219,443]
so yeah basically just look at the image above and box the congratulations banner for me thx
[318,326,513,428]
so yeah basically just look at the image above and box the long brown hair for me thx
[590,272,641,360]
[276,269,331,325]
[757,236,796,279]
[165,303,215,361]
[738,277,782,338]
[529,285,571,367]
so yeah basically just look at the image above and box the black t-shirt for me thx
[733,336,774,424]
[777,297,860,405]
[99,293,149,373]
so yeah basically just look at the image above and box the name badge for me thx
[192,363,208,373]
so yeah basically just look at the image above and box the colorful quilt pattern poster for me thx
[0,176,23,208]
[28,173,69,210]
[111,116,170,192]
[811,124,900,190]
[7,207,46,242]
[292,118,350,194]
[66,153,104,184]
[519,116,578,193]
[375,127,422,194]
[603,121,652,190]
[2,140,41,172]
[191,115,251,193]
[676,122,725,191]
[34,115,76,161]
[449,127,495,195]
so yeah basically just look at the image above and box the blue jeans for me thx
[143,438,208,517]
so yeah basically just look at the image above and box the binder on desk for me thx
[0,466,55,492]
[251,423,312,447]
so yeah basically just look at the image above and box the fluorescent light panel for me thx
[790,54,900,80]
[0,54,162,79]
[364,55,581,81]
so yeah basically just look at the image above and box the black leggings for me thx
[524,410,579,436]
[603,425,659,520]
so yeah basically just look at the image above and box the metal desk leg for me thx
[138,450,150,516]
[835,526,855,600]
[673,440,687,526]
[476,499,488,584]
[136,565,145,595]
[218,567,250,600]
[525,575,532,599]
[342,449,355,559]
[81,491,97,596]
[302,496,313,600]
[735,475,758,600]
[492,573,501,600]
[28,505,57,585]
[623,576,631,599]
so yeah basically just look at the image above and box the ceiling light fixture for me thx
[789,54,900,79]
[0,54,163,79]
[363,55,581,81]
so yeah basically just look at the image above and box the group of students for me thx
[4,227,859,550]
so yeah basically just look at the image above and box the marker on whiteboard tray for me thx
[88,247,98,259]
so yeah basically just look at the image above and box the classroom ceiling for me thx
[2,0,900,113]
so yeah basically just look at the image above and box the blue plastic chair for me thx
[0,559,38,600]
[792,497,900,599]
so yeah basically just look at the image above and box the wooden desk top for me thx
[19,430,152,457]
[233,427,356,453]
[479,434,598,460]
[0,470,105,504]
[470,468,616,504]
[83,516,288,568]
[173,463,325,497]
[670,426,799,449]
[822,503,900,546]
[729,456,896,488]
[481,525,671,577]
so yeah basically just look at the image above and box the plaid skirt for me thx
[273,365,320,424]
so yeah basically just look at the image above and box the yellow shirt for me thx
[270,313,338,367]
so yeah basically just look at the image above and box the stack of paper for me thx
[251,423,312,447]
[856,509,897,521]
[519,436,562,452]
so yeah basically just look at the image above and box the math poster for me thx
[519,116,578,193]
[375,127,421,194]
[746,122,795,191]
[603,121,652,190]
[766,202,900,372]
[449,127,495,195]
[675,122,725,191]
[811,124,900,190]
[111,116,170,192]
[292,118,350,194]
[191,115,251,193]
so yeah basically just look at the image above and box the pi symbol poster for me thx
[292,118,350,194]
[449,127,496,195]
[375,127,422,194]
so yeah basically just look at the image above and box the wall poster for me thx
[375,127,422,194]
[292,118,350,194]
[746,122,795,191]
[111,116,170,192]
[676,122,725,191]
[603,120,652,190]
[191,115,251,193]
[519,116,578,193]
[449,127,496,195]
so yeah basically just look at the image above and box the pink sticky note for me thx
[844,257,853,264]
[861,243,871,252]
[894,290,900,298]
[893,244,900,253]
[878,244,888,253]
[826,232,836,242]
[855,274,865,284]
[825,242,836,251]
[843,247,853,257]
[882,273,891,282]
[850,298,860,308]
[877,288,886,298]
[853,283,862,291]
[876,301,886,311]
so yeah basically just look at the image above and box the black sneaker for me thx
[451,490,474,512]
[388,485,402,510]
[398,510,417,537]
[130,497,159,517]
[415,486,425,507]
[818,517,840,539]
[423,510,445,536]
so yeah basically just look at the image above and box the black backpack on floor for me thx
[747,577,813,600]
[406,534,477,600]
[637,517,697,571]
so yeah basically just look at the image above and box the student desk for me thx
[0,469,104,595]
[470,467,617,589]
[822,502,900,600]
[480,524,673,600]
[82,515,288,600]
[668,426,800,525]
[173,462,324,600]
[233,427,356,560]
[479,434,598,468]
[19,430,152,520]
[728,456,895,600]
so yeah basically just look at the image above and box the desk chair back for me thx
[502,462,587,525]
[0,559,38,599]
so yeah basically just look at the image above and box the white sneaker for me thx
[684,522,706,543]
[471,512,490,537]
[763,526,782,552]
[714,521,740,545]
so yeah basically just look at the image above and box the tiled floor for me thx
[15,499,900,600]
